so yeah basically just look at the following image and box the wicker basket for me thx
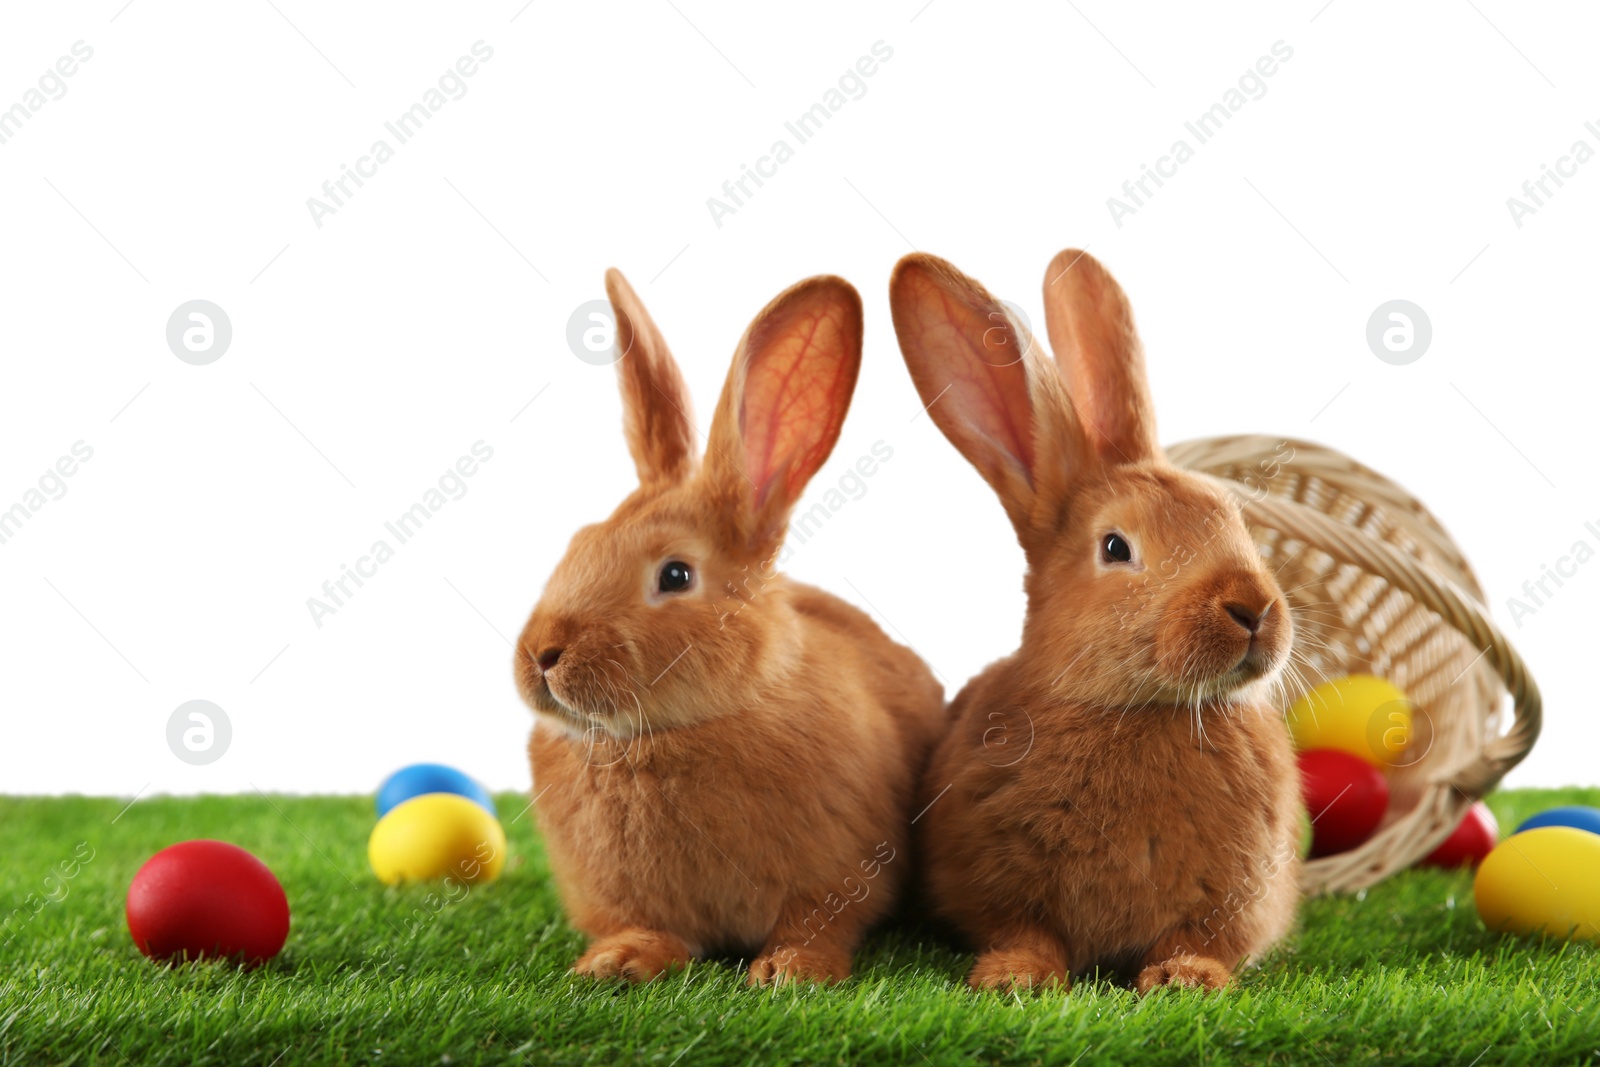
[1166,435,1543,895]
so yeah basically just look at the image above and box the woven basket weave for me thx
[1166,435,1542,895]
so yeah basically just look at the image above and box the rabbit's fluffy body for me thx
[892,250,1301,994]
[516,271,943,985]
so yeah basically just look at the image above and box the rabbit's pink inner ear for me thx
[738,282,862,512]
[893,262,1036,485]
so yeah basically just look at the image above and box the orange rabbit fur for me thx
[890,249,1301,994]
[514,269,944,986]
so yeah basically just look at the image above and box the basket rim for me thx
[1168,434,1488,601]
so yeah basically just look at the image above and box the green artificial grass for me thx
[1,788,1597,1066]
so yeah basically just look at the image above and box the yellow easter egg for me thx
[1474,826,1600,943]
[368,793,507,886]
[1285,674,1413,767]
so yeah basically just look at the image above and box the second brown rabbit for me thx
[890,249,1301,994]
[515,270,944,986]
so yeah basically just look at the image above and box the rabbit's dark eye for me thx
[1100,533,1133,565]
[658,560,694,594]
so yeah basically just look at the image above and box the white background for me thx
[1,1,1595,797]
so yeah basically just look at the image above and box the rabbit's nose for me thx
[1224,602,1265,635]
[537,647,565,671]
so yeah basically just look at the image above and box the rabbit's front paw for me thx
[968,948,1070,993]
[571,930,690,983]
[1135,954,1231,994]
[747,945,850,987]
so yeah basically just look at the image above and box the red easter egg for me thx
[1297,748,1389,857]
[1419,801,1499,869]
[126,840,290,965]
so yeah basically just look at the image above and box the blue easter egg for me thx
[1514,805,1600,838]
[376,763,497,818]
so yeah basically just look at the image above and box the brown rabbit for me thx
[515,269,944,986]
[890,249,1300,994]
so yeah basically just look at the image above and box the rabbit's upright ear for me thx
[1041,249,1159,466]
[606,269,698,488]
[890,253,1081,538]
[703,276,863,558]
